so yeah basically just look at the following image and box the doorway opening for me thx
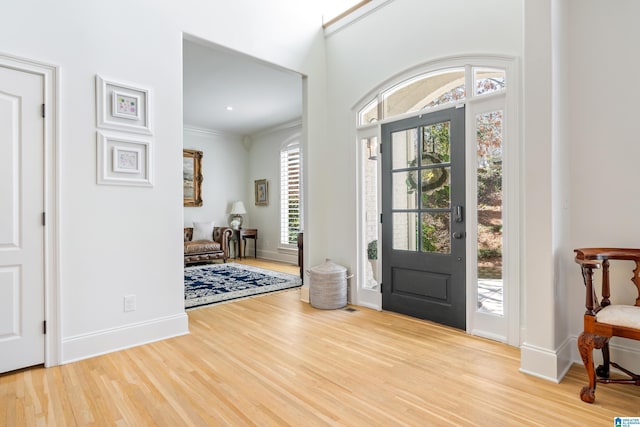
[381,107,466,329]
[0,54,59,371]
[355,58,519,345]
[181,35,305,292]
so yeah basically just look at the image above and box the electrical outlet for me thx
[124,294,136,312]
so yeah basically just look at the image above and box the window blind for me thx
[280,143,301,248]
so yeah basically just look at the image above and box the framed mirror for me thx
[183,149,203,207]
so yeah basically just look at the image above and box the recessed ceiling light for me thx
[226,106,233,111]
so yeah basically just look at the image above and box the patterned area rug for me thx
[184,262,302,309]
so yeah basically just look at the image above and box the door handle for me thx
[454,205,464,223]
[452,232,465,239]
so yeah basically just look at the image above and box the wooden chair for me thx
[575,248,640,403]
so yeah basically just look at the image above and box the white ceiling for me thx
[183,39,303,136]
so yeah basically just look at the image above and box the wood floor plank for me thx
[3,259,640,425]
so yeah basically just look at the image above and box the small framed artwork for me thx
[97,131,153,187]
[255,179,268,206]
[112,91,140,120]
[112,146,142,174]
[96,75,152,134]
[183,149,203,207]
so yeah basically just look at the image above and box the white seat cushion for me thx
[596,305,640,329]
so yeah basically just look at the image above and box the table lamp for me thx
[229,201,247,230]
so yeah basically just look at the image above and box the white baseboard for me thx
[607,338,640,373]
[61,313,189,364]
[300,285,310,303]
[520,341,573,383]
[356,301,381,311]
[555,336,574,380]
[256,249,297,265]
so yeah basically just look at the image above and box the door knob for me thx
[452,232,464,239]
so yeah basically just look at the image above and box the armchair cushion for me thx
[597,305,640,329]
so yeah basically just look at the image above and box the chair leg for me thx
[596,342,610,378]
[577,332,609,403]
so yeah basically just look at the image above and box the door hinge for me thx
[42,212,46,226]
[379,283,383,292]
[41,103,45,118]
[380,213,383,224]
[43,320,47,334]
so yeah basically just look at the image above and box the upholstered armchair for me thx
[184,226,232,265]
[574,248,640,403]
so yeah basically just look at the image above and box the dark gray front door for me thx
[381,106,466,329]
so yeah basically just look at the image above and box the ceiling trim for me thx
[250,118,302,139]
[183,125,241,138]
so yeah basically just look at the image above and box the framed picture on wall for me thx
[96,75,153,135]
[183,149,203,207]
[97,131,152,187]
[112,91,141,120]
[255,179,268,206]
[112,146,142,174]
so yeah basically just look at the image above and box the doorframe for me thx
[0,53,60,367]
[353,55,521,346]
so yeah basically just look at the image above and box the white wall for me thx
[247,123,302,265]
[520,0,559,380]
[183,128,246,229]
[566,0,640,371]
[1,0,327,363]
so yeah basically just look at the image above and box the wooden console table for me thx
[236,228,257,259]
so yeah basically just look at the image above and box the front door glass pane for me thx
[421,212,450,254]
[392,212,418,251]
[421,167,450,208]
[391,128,418,170]
[421,121,450,165]
[393,171,418,209]
[476,110,503,315]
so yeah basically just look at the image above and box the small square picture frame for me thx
[112,91,141,120]
[96,75,152,135]
[97,131,153,187]
[112,146,142,174]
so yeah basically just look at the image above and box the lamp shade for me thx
[230,201,247,215]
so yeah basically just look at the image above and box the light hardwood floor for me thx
[2,259,639,426]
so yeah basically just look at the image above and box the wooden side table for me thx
[239,228,258,258]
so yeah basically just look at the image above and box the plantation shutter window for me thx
[280,141,302,249]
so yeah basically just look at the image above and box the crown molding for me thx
[183,125,240,138]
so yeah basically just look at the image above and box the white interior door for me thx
[0,65,45,373]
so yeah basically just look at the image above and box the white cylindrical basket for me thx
[308,259,351,310]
